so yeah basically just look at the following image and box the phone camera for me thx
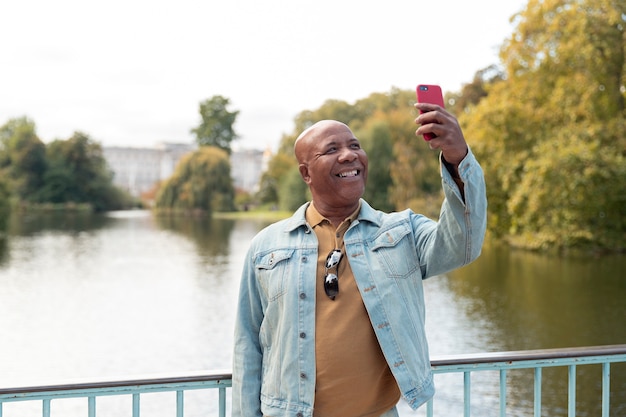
[419,85,429,91]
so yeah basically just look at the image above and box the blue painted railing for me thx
[1,345,625,417]
[426,344,626,417]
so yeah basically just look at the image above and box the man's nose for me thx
[338,147,358,162]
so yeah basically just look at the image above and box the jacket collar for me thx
[283,199,381,233]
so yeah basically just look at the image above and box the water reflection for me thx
[8,211,112,236]
[153,214,236,262]
[447,242,626,350]
[441,242,626,417]
[1,212,625,417]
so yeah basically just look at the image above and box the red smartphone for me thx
[416,84,445,140]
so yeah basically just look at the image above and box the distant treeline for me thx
[3,0,624,253]
[0,118,136,229]
[256,0,626,253]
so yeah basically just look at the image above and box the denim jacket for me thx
[233,150,487,417]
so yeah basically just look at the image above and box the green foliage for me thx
[278,166,309,212]
[0,177,11,231]
[357,121,394,212]
[0,119,133,212]
[256,151,298,205]
[191,95,240,153]
[155,146,235,214]
[40,132,125,211]
[259,87,441,213]
[445,65,505,116]
[506,126,626,250]
[461,0,626,251]
[0,117,47,201]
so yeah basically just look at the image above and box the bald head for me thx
[294,120,351,164]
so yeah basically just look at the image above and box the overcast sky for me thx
[1,0,526,151]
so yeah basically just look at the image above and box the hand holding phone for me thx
[416,84,445,141]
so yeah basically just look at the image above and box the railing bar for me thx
[464,371,471,417]
[88,396,96,417]
[568,364,576,417]
[499,369,506,417]
[602,362,610,417]
[534,367,542,417]
[176,390,184,417]
[0,401,3,417]
[132,393,140,417]
[43,398,51,417]
[0,371,234,395]
[430,344,626,366]
[219,387,226,417]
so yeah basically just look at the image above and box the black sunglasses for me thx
[324,249,343,300]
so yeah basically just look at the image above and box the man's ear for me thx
[299,164,311,184]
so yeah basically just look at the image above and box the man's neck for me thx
[311,200,360,229]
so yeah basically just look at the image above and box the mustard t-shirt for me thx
[306,203,400,417]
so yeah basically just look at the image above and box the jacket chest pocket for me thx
[255,249,295,301]
[370,225,419,279]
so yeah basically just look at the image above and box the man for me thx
[232,102,487,417]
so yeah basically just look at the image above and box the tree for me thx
[41,132,123,211]
[191,95,240,153]
[155,146,235,214]
[0,117,47,201]
[357,120,394,212]
[278,166,308,211]
[460,0,626,251]
[260,87,442,213]
[256,150,297,206]
[0,177,10,231]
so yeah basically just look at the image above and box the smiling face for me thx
[295,120,368,218]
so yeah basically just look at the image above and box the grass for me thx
[214,209,292,222]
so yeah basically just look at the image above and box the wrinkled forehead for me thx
[295,120,352,161]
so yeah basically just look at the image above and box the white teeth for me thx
[338,170,358,178]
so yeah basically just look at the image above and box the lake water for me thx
[1,210,624,417]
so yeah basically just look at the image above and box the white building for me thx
[103,143,270,197]
[103,143,195,197]
[230,148,271,194]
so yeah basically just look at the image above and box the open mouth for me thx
[337,169,360,178]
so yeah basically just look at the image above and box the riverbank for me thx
[214,209,291,222]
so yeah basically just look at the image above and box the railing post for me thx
[176,390,184,417]
[534,367,542,417]
[132,393,140,417]
[88,396,96,417]
[602,363,610,417]
[499,369,507,417]
[43,399,51,417]
[464,371,471,417]
[568,365,576,417]
[219,387,226,417]
[426,397,434,417]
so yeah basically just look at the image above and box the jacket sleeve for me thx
[417,148,487,278]
[232,246,264,417]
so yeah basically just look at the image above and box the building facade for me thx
[103,144,269,198]
[103,143,196,197]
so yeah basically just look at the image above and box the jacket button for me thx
[300,372,306,379]
[299,292,306,299]
[296,413,303,417]
[300,332,306,338]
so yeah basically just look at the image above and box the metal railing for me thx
[427,344,626,417]
[1,345,625,417]
[0,370,231,417]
